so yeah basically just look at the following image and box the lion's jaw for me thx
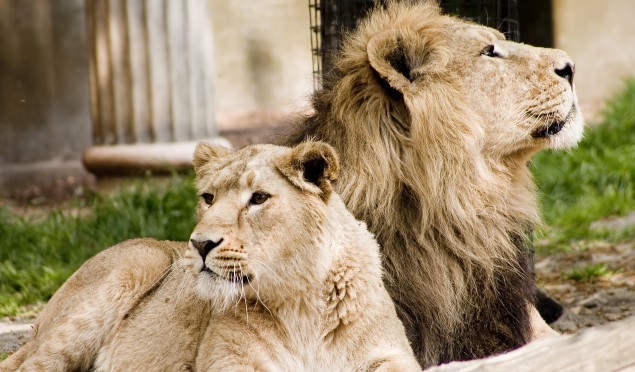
[446,22,584,158]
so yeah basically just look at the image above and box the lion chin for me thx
[534,103,585,150]
[287,0,582,367]
[192,267,252,311]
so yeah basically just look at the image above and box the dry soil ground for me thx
[538,238,635,334]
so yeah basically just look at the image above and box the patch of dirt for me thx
[536,240,635,333]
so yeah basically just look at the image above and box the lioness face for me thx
[185,142,338,309]
[446,22,584,157]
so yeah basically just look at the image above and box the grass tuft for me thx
[0,175,197,317]
[563,263,612,281]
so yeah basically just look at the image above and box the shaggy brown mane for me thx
[287,1,539,366]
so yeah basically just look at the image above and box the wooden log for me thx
[426,315,635,371]
[82,137,231,175]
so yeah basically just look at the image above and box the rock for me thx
[578,290,609,309]
[0,322,32,354]
[590,211,635,232]
[551,309,583,333]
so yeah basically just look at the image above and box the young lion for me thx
[2,142,420,371]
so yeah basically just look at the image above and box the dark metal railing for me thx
[308,0,519,88]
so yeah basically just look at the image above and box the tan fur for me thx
[2,142,420,371]
[288,0,583,366]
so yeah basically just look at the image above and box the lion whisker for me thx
[248,258,284,282]
[238,262,249,323]
[172,261,194,311]
[138,259,181,298]
[247,270,283,325]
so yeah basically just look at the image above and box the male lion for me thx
[287,0,584,367]
[2,142,420,371]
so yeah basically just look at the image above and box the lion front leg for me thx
[11,299,120,371]
[529,305,560,340]
[1,239,181,371]
[1,343,29,372]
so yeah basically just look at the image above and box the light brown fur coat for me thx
[2,142,420,371]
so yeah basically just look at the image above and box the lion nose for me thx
[555,62,574,86]
[190,238,224,260]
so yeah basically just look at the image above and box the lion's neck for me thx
[320,196,385,339]
[493,156,540,225]
[249,196,384,345]
[327,129,538,335]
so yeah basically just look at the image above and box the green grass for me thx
[563,263,613,281]
[533,79,635,251]
[0,175,197,317]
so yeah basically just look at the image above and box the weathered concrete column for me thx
[0,0,93,199]
[83,0,224,174]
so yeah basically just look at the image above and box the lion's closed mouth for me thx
[533,105,576,138]
[201,266,219,277]
[202,266,250,284]
[533,120,566,138]
[227,272,251,284]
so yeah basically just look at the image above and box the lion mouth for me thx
[226,271,252,284]
[532,105,576,138]
[201,266,251,284]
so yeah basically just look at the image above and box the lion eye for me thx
[201,193,214,205]
[249,192,270,205]
[481,44,501,58]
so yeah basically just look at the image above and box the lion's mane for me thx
[288,1,537,366]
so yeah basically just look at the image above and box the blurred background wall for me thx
[0,0,92,199]
[552,0,635,119]
[209,0,312,129]
[0,0,634,199]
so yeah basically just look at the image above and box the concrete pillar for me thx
[0,0,93,199]
[85,0,217,145]
[208,0,313,128]
[83,0,226,174]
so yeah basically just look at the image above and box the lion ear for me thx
[192,142,232,173]
[367,29,414,93]
[367,28,446,93]
[277,141,340,200]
